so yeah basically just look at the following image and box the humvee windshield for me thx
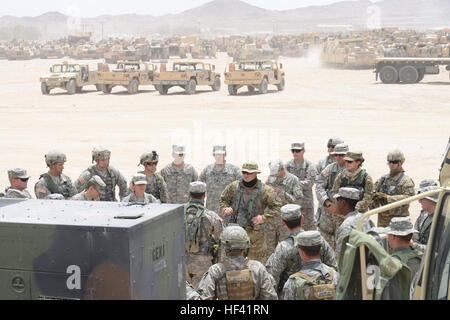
[173,63,197,71]
[52,65,80,73]
[237,62,273,71]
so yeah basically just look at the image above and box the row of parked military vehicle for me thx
[40,60,286,96]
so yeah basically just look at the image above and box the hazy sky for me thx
[1,0,381,17]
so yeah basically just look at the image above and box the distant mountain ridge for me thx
[1,0,449,40]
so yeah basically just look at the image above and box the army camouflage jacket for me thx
[316,162,346,207]
[121,192,160,204]
[265,229,337,293]
[4,188,32,199]
[316,155,333,177]
[284,159,317,208]
[74,165,129,201]
[197,256,278,300]
[373,170,415,217]
[219,179,281,224]
[186,281,203,300]
[265,171,303,206]
[335,210,375,260]
[332,168,374,213]
[160,162,199,204]
[35,172,77,199]
[412,211,432,252]
[70,191,98,201]
[137,171,169,203]
[199,163,242,213]
[281,259,340,300]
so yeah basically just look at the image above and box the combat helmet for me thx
[139,150,159,165]
[220,225,250,254]
[92,146,111,163]
[387,150,405,162]
[45,150,67,167]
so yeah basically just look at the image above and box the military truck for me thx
[104,48,139,64]
[40,62,102,95]
[0,200,186,299]
[97,61,157,94]
[7,48,32,60]
[39,46,65,59]
[375,57,450,83]
[336,138,450,300]
[153,61,221,95]
[224,60,285,95]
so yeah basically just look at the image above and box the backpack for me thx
[291,268,336,300]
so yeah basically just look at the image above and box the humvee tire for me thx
[247,86,255,93]
[186,79,196,95]
[102,84,112,94]
[379,66,399,84]
[156,85,169,95]
[228,85,237,95]
[41,82,49,95]
[399,65,419,84]
[211,77,221,91]
[277,76,285,91]
[128,78,139,94]
[259,78,268,94]
[75,86,83,93]
[66,79,76,95]
[418,70,425,82]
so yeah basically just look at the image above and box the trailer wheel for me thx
[156,85,169,95]
[41,82,49,95]
[247,86,255,93]
[258,78,268,94]
[417,70,425,82]
[102,84,112,94]
[211,77,221,91]
[228,85,237,95]
[276,76,285,91]
[186,79,196,95]
[66,79,76,95]
[399,65,419,84]
[75,86,83,93]
[379,66,399,84]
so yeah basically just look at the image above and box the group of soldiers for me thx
[1,139,441,300]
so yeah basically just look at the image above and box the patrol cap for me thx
[343,151,364,163]
[327,138,344,148]
[172,144,185,155]
[131,173,148,185]
[241,162,261,174]
[296,230,323,247]
[88,175,106,191]
[417,185,440,203]
[268,159,284,176]
[7,168,30,179]
[139,150,159,165]
[92,146,111,162]
[331,143,349,155]
[334,187,361,200]
[387,149,405,162]
[373,217,418,236]
[280,204,302,222]
[212,145,226,155]
[291,142,305,150]
[189,181,206,193]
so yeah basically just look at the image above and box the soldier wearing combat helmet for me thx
[316,138,344,174]
[35,150,77,199]
[197,225,277,300]
[219,162,281,263]
[74,146,129,201]
[137,150,169,203]
[372,150,415,227]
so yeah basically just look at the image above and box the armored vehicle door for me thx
[195,63,207,84]
[80,66,89,83]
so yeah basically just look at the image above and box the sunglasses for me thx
[388,160,400,164]
[327,145,336,149]
[345,160,354,163]
[145,162,158,166]
[20,178,29,182]
[242,171,253,175]
[291,149,303,153]
[334,154,345,157]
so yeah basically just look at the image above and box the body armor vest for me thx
[229,180,264,229]
[88,166,116,201]
[222,260,255,300]
[39,173,72,199]
[340,169,368,200]
[377,173,406,195]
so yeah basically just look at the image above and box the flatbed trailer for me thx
[374,57,450,84]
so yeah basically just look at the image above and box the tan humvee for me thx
[224,60,285,95]
[153,61,221,95]
[97,61,157,94]
[40,61,101,95]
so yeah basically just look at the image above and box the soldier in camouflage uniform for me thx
[334,187,375,261]
[184,181,224,287]
[331,151,374,214]
[281,231,340,300]
[122,173,160,204]
[3,168,32,199]
[265,159,303,254]
[199,145,242,213]
[35,151,77,199]
[315,143,349,248]
[413,179,439,238]
[71,175,106,201]
[265,204,337,297]
[197,225,278,300]
[137,150,169,203]
[185,281,203,300]
[160,144,199,204]
[285,142,318,231]
[316,138,344,174]
[412,183,440,253]
[372,150,415,227]
[74,146,129,202]
[219,162,282,263]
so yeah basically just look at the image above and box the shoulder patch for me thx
[39,188,47,194]
[321,169,328,177]
[78,177,85,185]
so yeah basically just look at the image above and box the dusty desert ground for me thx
[0,52,449,224]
